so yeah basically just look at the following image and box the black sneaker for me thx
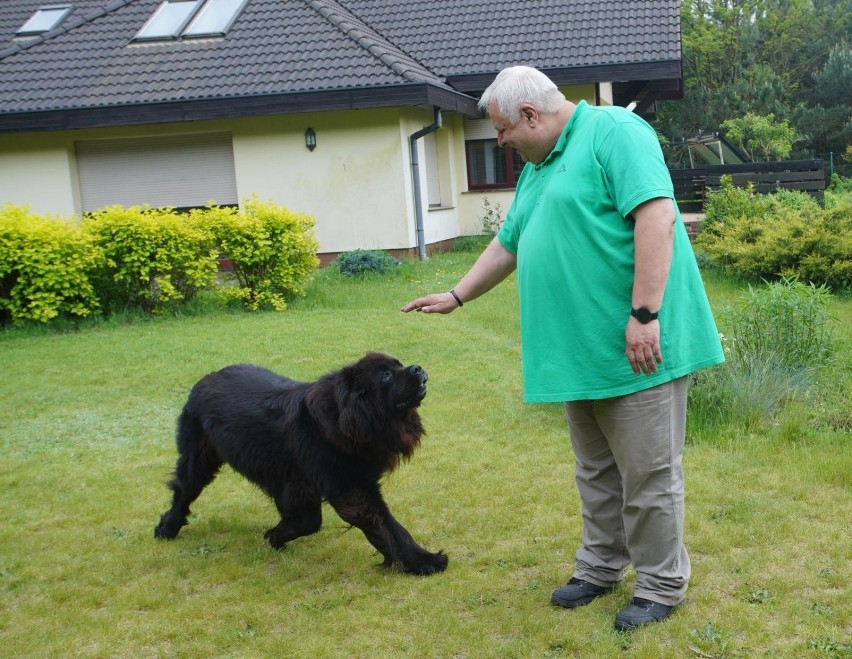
[614,597,683,630]
[550,577,614,609]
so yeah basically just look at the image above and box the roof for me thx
[341,0,682,90]
[0,0,682,132]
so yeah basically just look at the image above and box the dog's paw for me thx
[405,550,449,576]
[154,514,181,539]
[263,528,288,550]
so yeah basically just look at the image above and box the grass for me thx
[1,251,850,658]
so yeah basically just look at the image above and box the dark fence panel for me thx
[669,168,706,212]
[670,159,825,210]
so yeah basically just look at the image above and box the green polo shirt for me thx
[497,101,724,402]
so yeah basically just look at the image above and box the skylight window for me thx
[16,4,73,36]
[134,0,247,41]
[135,0,200,40]
[184,0,247,37]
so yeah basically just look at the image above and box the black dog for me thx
[154,352,447,575]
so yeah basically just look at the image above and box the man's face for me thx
[490,103,533,162]
[489,101,540,163]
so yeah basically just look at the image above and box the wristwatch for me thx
[631,306,659,324]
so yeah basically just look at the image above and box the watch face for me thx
[633,307,655,323]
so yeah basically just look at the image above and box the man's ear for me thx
[520,104,538,126]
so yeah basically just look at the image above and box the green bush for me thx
[1,199,320,323]
[0,204,99,324]
[480,196,505,235]
[696,181,852,290]
[825,180,852,209]
[335,249,400,276]
[827,173,852,195]
[700,177,771,237]
[83,206,218,315]
[766,187,822,214]
[195,198,319,311]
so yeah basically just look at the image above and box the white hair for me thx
[478,66,565,124]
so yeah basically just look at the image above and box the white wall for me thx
[233,109,418,253]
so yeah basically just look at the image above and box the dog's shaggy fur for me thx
[154,352,447,575]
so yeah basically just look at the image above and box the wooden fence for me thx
[670,159,825,212]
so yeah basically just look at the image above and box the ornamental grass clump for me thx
[0,203,99,324]
[688,277,836,435]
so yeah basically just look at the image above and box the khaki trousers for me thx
[563,376,689,606]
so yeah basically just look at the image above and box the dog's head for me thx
[314,352,427,463]
[342,351,428,414]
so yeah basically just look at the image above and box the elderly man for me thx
[402,66,723,630]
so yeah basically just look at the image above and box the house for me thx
[0,0,683,263]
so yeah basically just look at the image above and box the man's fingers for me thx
[628,348,662,375]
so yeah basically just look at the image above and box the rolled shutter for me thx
[463,118,497,140]
[424,131,441,207]
[75,132,238,212]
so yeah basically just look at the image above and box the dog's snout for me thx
[410,364,427,381]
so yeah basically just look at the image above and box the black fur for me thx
[154,352,447,575]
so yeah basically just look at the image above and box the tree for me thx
[720,113,795,161]
[797,43,852,157]
[655,0,852,160]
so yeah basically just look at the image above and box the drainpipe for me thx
[409,107,442,260]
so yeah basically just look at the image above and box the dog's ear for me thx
[335,379,375,444]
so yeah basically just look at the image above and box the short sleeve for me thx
[596,117,674,219]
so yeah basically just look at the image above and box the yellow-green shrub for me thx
[193,198,319,311]
[0,204,99,324]
[83,206,218,314]
[696,187,852,291]
[700,178,771,237]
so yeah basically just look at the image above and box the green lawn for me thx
[1,251,849,658]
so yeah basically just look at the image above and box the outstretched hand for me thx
[401,292,459,314]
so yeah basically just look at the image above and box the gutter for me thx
[408,106,442,261]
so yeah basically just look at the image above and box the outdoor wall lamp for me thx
[304,127,316,151]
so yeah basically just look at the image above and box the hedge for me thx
[0,200,320,324]
[83,205,218,315]
[0,204,99,324]
[191,197,320,311]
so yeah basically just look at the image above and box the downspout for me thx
[409,106,442,261]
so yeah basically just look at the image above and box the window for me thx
[466,140,524,190]
[134,0,247,41]
[16,5,73,36]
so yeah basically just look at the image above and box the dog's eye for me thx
[381,370,393,383]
